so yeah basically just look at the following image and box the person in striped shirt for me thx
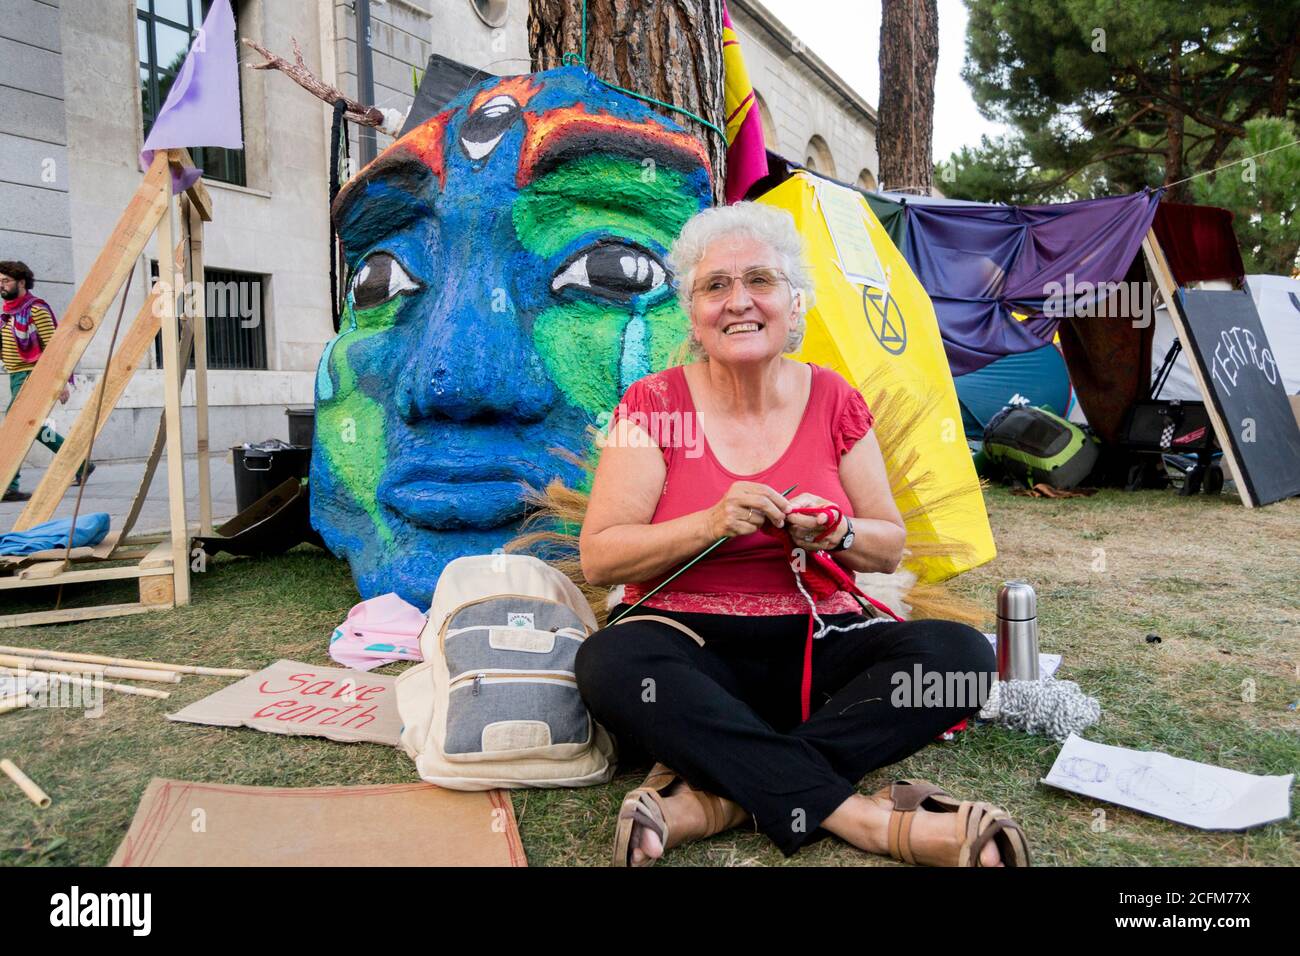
[0,260,93,502]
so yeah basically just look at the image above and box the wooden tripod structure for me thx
[0,149,216,627]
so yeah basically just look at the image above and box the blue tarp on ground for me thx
[0,513,111,555]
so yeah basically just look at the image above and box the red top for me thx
[611,361,876,615]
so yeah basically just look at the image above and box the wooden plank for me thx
[156,194,192,605]
[0,603,163,629]
[139,572,175,607]
[1141,230,1251,506]
[12,237,188,531]
[167,148,213,222]
[0,151,171,496]
[13,560,64,580]
[138,540,173,569]
[186,198,213,536]
[0,564,171,589]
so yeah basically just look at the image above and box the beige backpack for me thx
[395,553,616,790]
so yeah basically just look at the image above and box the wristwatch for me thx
[833,515,855,552]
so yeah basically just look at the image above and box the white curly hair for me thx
[667,202,814,360]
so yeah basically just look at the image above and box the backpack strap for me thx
[608,614,705,647]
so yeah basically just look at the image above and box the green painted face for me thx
[311,66,713,606]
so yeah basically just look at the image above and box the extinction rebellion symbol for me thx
[862,284,906,354]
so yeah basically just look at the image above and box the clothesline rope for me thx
[1162,137,1300,189]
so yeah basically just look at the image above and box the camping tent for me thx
[757,171,997,582]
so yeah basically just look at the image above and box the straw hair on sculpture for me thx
[1,759,51,808]
[0,667,171,700]
[0,645,252,677]
[0,654,182,684]
[504,385,989,629]
[0,693,32,716]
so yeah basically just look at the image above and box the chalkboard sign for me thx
[1173,288,1300,506]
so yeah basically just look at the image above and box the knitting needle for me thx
[608,484,798,625]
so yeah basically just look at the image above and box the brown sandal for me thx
[873,779,1032,867]
[612,763,749,867]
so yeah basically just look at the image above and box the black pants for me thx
[575,604,996,856]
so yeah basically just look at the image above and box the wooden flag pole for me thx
[157,185,192,605]
[185,191,214,536]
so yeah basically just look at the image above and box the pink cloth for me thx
[612,362,875,615]
[328,593,426,671]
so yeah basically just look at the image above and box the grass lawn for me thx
[1,486,1296,866]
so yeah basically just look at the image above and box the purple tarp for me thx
[139,0,243,191]
[900,191,1161,376]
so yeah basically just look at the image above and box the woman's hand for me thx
[704,481,790,540]
[783,492,846,551]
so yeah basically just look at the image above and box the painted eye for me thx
[460,94,520,160]
[350,252,420,310]
[551,241,668,302]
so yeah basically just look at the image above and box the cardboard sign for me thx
[167,659,402,746]
[111,779,527,867]
[812,177,888,288]
[1173,289,1300,506]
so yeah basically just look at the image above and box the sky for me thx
[758,0,1009,162]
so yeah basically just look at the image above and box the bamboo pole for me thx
[0,653,181,684]
[0,645,252,677]
[0,759,51,808]
[0,667,171,701]
[0,694,31,716]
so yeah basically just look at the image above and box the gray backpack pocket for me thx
[444,673,591,756]
[439,596,591,760]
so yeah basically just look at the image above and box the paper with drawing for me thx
[1042,734,1293,829]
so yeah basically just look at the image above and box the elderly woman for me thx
[575,203,1030,868]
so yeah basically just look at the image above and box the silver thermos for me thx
[996,581,1040,682]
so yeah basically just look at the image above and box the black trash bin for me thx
[285,406,315,447]
[232,440,312,515]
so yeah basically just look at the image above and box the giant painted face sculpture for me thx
[312,66,713,607]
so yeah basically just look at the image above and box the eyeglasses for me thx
[690,267,790,302]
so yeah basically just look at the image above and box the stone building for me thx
[1,0,877,469]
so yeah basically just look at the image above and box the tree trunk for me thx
[1163,42,1188,202]
[1269,16,1299,118]
[529,0,726,203]
[878,0,938,194]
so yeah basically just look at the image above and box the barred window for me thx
[137,0,246,186]
[152,264,269,371]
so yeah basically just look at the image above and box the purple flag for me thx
[140,0,243,191]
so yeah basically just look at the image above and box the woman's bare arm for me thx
[579,418,715,587]
[832,430,907,574]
